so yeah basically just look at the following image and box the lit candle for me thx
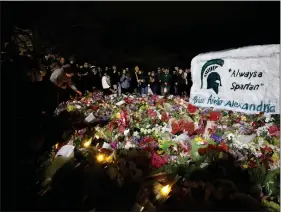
[154,183,172,202]
[96,154,105,162]
[83,139,92,148]
[160,185,171,196]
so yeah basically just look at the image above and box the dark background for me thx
[1,1,280,211]
[2,1,280,68]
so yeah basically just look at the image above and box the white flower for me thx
[125,141,136,149]
[227,133,235,140]
[147,129,152,134]
[140,128,144,133]
[200,163,209,168]
[146,125,150,129]
[265,117,271,123]
[256,126,269,136]
[269,144,277,150]
[255,152,262,158]
[133,131,139,136]
[124,129,130,136]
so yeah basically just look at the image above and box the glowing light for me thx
[55,143,59,149]
[95,135,99,139]
[160,185,171,196]
[83,139,92,148]
[96,154,105,162]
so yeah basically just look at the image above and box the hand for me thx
[76,90,83,96]
[165,82,167,85]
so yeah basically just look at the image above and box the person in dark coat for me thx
[130,66,140,94]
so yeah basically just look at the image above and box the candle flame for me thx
[160,185,171,196]
[96,154,105,162]
[83,138,92,148]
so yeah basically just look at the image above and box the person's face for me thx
[175,67,179,71]
[105,67,108,71]
[179,69,183,74]
[84,63,89,68]
[173,71,176,74]
[151,72,155,76]
[123,70,126,74]
[158,69,161,73]
[60,58,65,65]
[40,71,46,77]
[148,72,151,76]
[135,66,139,72]
[65,73,74,78]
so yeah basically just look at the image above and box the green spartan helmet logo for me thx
[200,59,224,94]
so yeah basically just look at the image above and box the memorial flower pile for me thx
[41,92,280,211]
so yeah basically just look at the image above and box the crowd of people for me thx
[23,53,193,116]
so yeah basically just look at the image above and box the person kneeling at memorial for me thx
[50,64,82,104]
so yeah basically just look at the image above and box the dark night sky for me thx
[2,1,280,67]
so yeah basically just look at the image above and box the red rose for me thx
[171,122,180,135]
[269,125,280,137]
[183,122,195,135]
[91,105,99,110]
[198,147,207,155]
[139,137,154,147]
[161,112,169,122]
[178,120,185,129]
[209,111,221,121]
[118,125,125,134]
[252,121,259,129]
[207,144,216,150]
[220,142,229,151]
[187,104,198,114]
[147,109,157,117]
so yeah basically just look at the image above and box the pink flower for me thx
[269,125,280,137]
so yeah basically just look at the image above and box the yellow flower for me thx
[115,112,121,119]
[242,164,248,169]
[272,153,279,162]
[194,136,204,143]
[241,115,247,122]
